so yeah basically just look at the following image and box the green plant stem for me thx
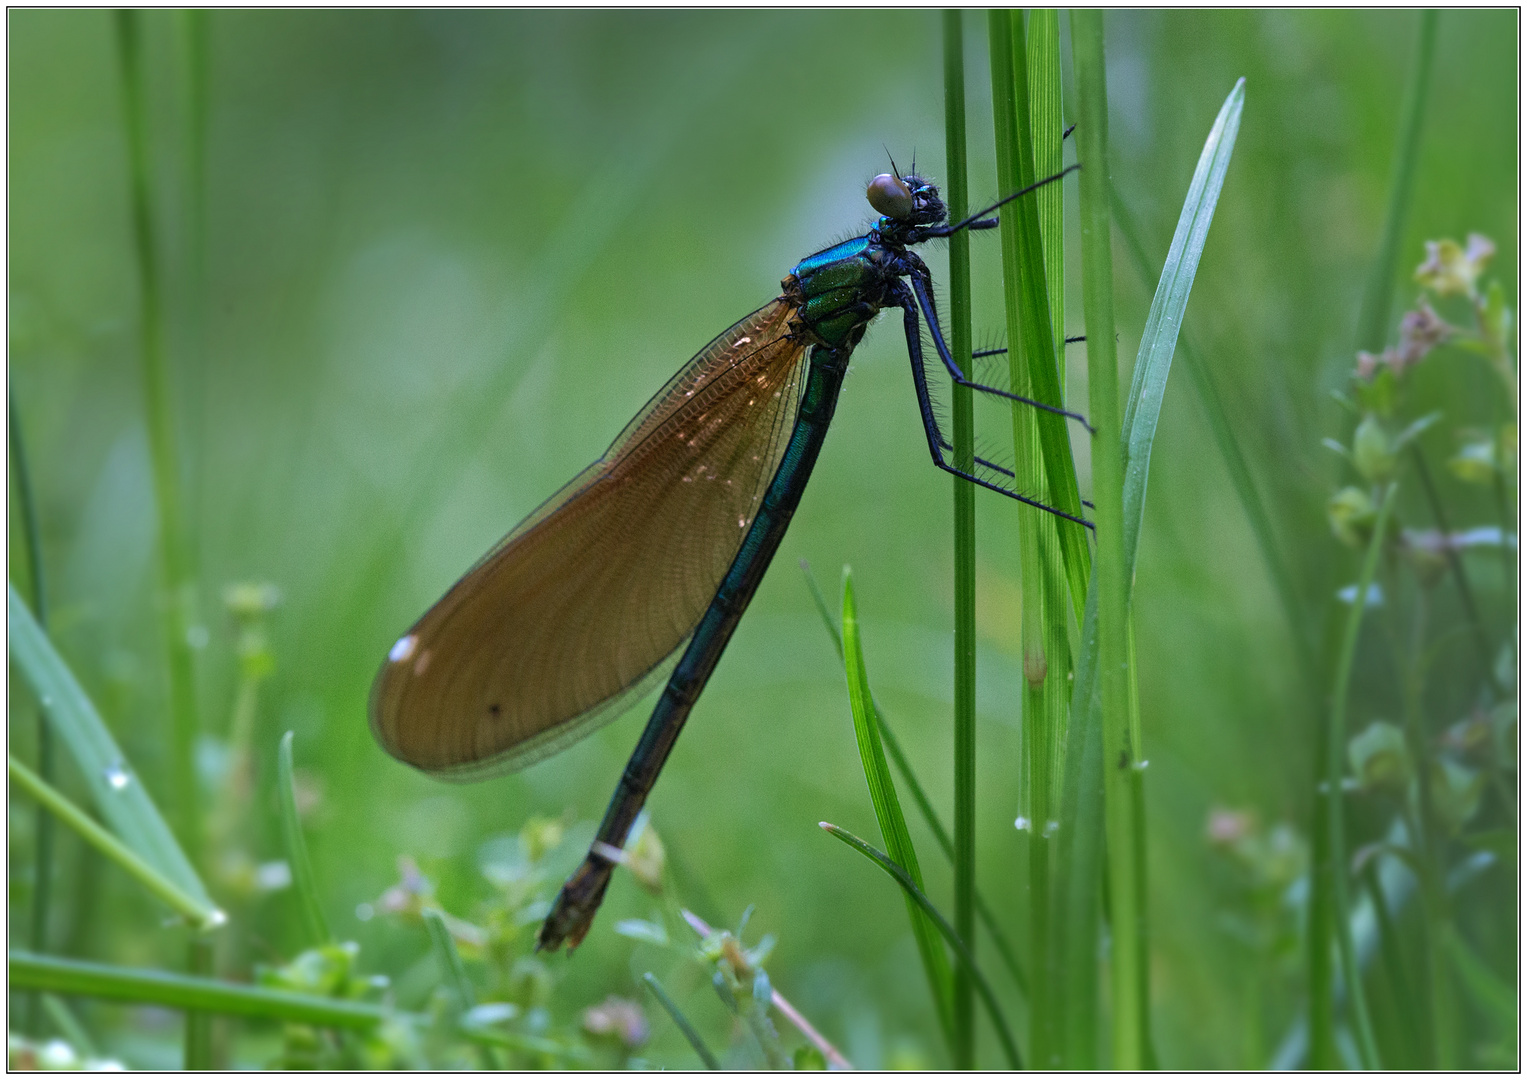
[643,972,720,1070]
[185,937,215,1068]
[1070,11,1145,1069]
[8,755,224,934]
[988,9,1090,626]
[1323,483,1397,1069]
[115,8,202,862]
[821,824,1021,1069]
[942,10,978,1070]
[10,385,55,1037]
[1392,568,1457,1068]
[9,950,395,1029]
[1021,13,1069,1069]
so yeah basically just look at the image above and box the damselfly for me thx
[371,162,1089,951]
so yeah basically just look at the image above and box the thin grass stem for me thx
[1021,12,1068,1068]
[10,384,55,1036]
[642,972,720,1070]
[1070,11,1145,1068]
[9,950,396,1029]
[184,937,215,1068]
[942,10,978,1070]
[114,9,202,862]
[1324,484,1398,1069]
[8,755,223,933]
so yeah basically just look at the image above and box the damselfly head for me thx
[867,172,946,232]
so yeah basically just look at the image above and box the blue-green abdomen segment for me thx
[790,237,885,349]
[603,343,847,832]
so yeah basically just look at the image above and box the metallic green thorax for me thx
[786,236,892,350]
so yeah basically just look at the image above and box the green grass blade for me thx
[8,583,212,908]
[1120,77,1246,573]
[8,950,396,1029]
[277,731,333,946]
[1323,484,1398,1070]
[1070,12,1143,1067]
[942,10,978,1070]
[801,565,1029,999]
[8,755,223,933]
[988,9,1090,625]
[643,972,721,1070]
[820,823,1021,1070]
[1053,566,1102,1068]
[1110,192,1315,687]
[840,571,956,1057]
[1021,12,1069,1068]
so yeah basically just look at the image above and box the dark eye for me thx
[866,173,913,220]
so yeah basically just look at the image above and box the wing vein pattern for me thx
[370,300,807,778]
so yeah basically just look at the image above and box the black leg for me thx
[927,163,1080,237]
[908,274,1095,433]
[892,281,1094,531]
[973,335,1084,360]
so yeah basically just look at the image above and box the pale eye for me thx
[867,173,913,219]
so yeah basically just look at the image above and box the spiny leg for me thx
[908,272,1094,433]
[892,280,1093,531]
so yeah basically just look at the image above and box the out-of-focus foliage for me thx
[8,9,1515,1068]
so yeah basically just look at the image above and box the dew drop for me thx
[738,517,747,528]
[103,762,131,790]
[1014,815,1032,832]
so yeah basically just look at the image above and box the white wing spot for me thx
[738,516,747,528]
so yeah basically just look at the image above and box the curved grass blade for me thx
[801,564,1029,999]
[820,823,1021,1070]
[277,731,332,946]
[1120,78,1246,571]
[8,950,395,1029]
[8,755,223,933]
[8,583,212,909]
[840,571,956,1056]
[642,972,720,1070]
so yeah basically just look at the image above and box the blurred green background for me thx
[8,8,1517,1069]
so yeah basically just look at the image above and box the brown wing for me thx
[370,300,808,778]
